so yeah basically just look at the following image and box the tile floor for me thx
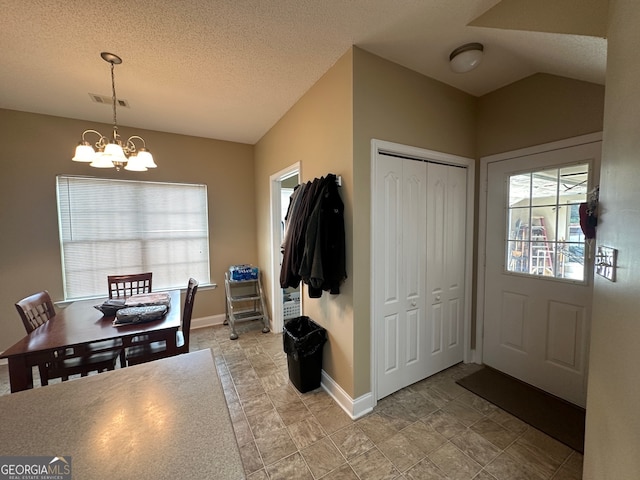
[0,321,583,479]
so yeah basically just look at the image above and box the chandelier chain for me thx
[110,61,118,137]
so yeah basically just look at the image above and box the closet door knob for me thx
[435,295,441,302]
[411,301,417,307]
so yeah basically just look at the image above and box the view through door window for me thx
[506,163,589,281]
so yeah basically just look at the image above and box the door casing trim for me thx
[269,162,301,334]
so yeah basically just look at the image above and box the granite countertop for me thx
[0,350,245,479]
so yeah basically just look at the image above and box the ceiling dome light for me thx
[449,43,484,73]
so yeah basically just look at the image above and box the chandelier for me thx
[72,52,157,171]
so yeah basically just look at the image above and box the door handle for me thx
[435,295,441,302]
[411,301,417,307]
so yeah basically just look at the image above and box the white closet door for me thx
[425,163,466,374]
[374,154,466,400]
[374,154,427,399]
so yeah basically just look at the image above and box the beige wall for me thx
[255,47,479,399]
[477,73,605,158]
[254,50,355,393]
[0,108,257,352]
[351,47,477,397]
[584,0,640,477]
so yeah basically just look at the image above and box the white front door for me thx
[482,140,601,407]
[373,148,469,400]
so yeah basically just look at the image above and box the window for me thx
[506,163,589,281]
[57,175,210,300]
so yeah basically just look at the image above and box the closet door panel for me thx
[426,163,466,372]
[380,162,401,382]
[403,161,427,375]
[374,155,427,398]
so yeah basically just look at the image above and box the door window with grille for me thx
[506,163,589,281]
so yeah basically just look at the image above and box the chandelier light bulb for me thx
[124,154,148,172]
[90,153,117,169]
[72,143,95,162]
[136,149,157,168]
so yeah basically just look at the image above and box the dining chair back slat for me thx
[108,272,153,299]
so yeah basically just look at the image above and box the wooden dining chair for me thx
[15,290,56,334]
[108,272,154,365]
[15,291,121,386]
[108,272,153,299]
[126,278,199,366]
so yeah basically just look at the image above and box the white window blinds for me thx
[57,175,210,300]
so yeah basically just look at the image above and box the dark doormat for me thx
[456,367,585,453]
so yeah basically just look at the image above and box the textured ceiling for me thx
[0,0,607,144]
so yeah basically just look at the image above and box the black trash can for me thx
[283,316,327,393]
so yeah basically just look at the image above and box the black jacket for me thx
[280,174,347,297]
[300,174,347,297]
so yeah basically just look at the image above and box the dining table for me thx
[0,290,181,393]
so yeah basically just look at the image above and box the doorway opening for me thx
[270,163,301,333]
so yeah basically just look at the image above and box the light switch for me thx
[595,245,617,282]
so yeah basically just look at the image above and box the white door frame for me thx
[475,132,603,364]
[269,162,301,333]
[370,139,475,403]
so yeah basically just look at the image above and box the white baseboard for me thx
[469,349,482,365]
[191,313,226,329]
[321,370,374,420]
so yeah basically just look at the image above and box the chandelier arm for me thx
[125,135,148,155]
[81,129,109,149]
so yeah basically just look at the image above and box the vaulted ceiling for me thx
[0,0,607,144]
